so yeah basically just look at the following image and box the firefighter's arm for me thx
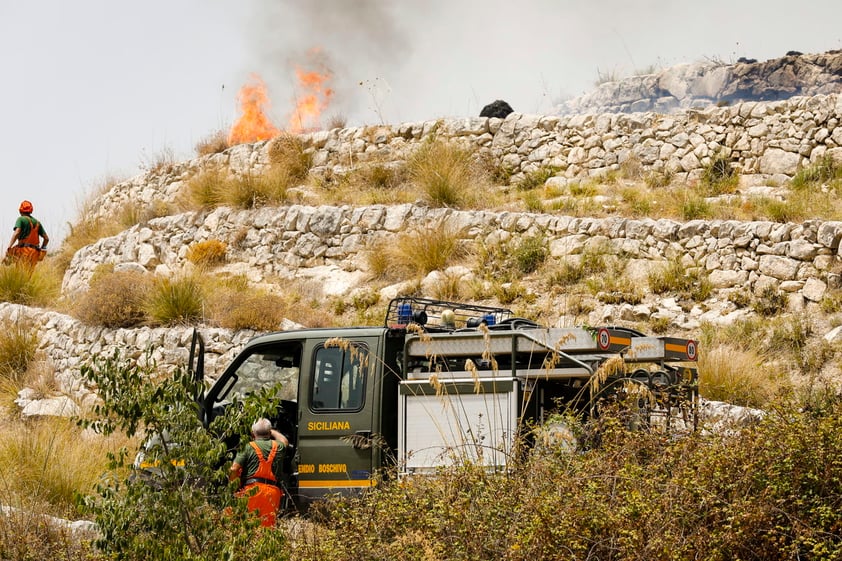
[270,429,289,447]
[229,461,243,483]
[8,228,20,250]
[40,229,49,249]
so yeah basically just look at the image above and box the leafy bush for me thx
[511,235,548,274]
[75,269,152,327]
[186,239,228,267]
[299,395,842,561]
[79,352,290,560]
[145,275,205,325]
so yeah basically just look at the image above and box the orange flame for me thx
[228,74,280,145]
[287,53,334,133]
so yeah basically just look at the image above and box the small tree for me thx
[78,351,290,560]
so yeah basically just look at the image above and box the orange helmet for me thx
[19,200,33,214]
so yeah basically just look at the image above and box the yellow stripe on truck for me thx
[610,336,631,346]
[665,343,686,355]
[298,479,375,489]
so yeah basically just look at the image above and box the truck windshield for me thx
[215,346,301,405]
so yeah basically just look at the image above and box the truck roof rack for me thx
[385,297,514,331]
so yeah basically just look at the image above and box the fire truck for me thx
[188,297,699,511]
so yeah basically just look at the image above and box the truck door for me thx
[296,336,378,505]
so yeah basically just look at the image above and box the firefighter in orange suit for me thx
[6,200,49,268]
[229,418,288,527]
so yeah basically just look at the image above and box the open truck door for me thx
[189,328,206,415]
[295,335,380,506]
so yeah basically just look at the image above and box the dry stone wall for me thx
[1,302,254,416]
[64,202,842,316]
[88,94,842,223]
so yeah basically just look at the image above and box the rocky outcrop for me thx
[558,50,842,115]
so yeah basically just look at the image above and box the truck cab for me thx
[200,326,404,510]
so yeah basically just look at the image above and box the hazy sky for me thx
[1,0,840,245]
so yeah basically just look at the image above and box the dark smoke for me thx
[250,0,412,124]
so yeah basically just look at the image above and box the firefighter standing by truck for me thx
[6,200,48,268]
[229,418,289,527]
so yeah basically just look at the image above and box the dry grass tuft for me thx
[145,275,205,326]
[74,268,152,328]
[0,321,37,385]
[699,343,786,407]
[0,417,132,518]
[407,139,490,208]
[267,134,312,183]
[187,167,231,209]
[206,276,286,331]
[0,261,61,307]
[366,224,468,281]
[186,239,228,267]
[194,129,230,157]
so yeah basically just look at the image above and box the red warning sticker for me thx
[686,340,698,361]
[597,328,610,350]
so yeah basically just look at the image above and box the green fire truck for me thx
[189,297,699,511]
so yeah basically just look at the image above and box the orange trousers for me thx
[236,482,283,527]
[5,246,43,268]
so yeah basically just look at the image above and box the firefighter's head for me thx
[18,200,33,215]
[251,418,272,439]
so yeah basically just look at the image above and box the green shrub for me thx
[78,352,290,560]
[186,239,228,267]
[790,154,842,189]
[521,190,544,213]
[75,269,152,328]
[511,235,548,275]
[145,275,205,325]
[302,395,842,561]
[681,192,713,220]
